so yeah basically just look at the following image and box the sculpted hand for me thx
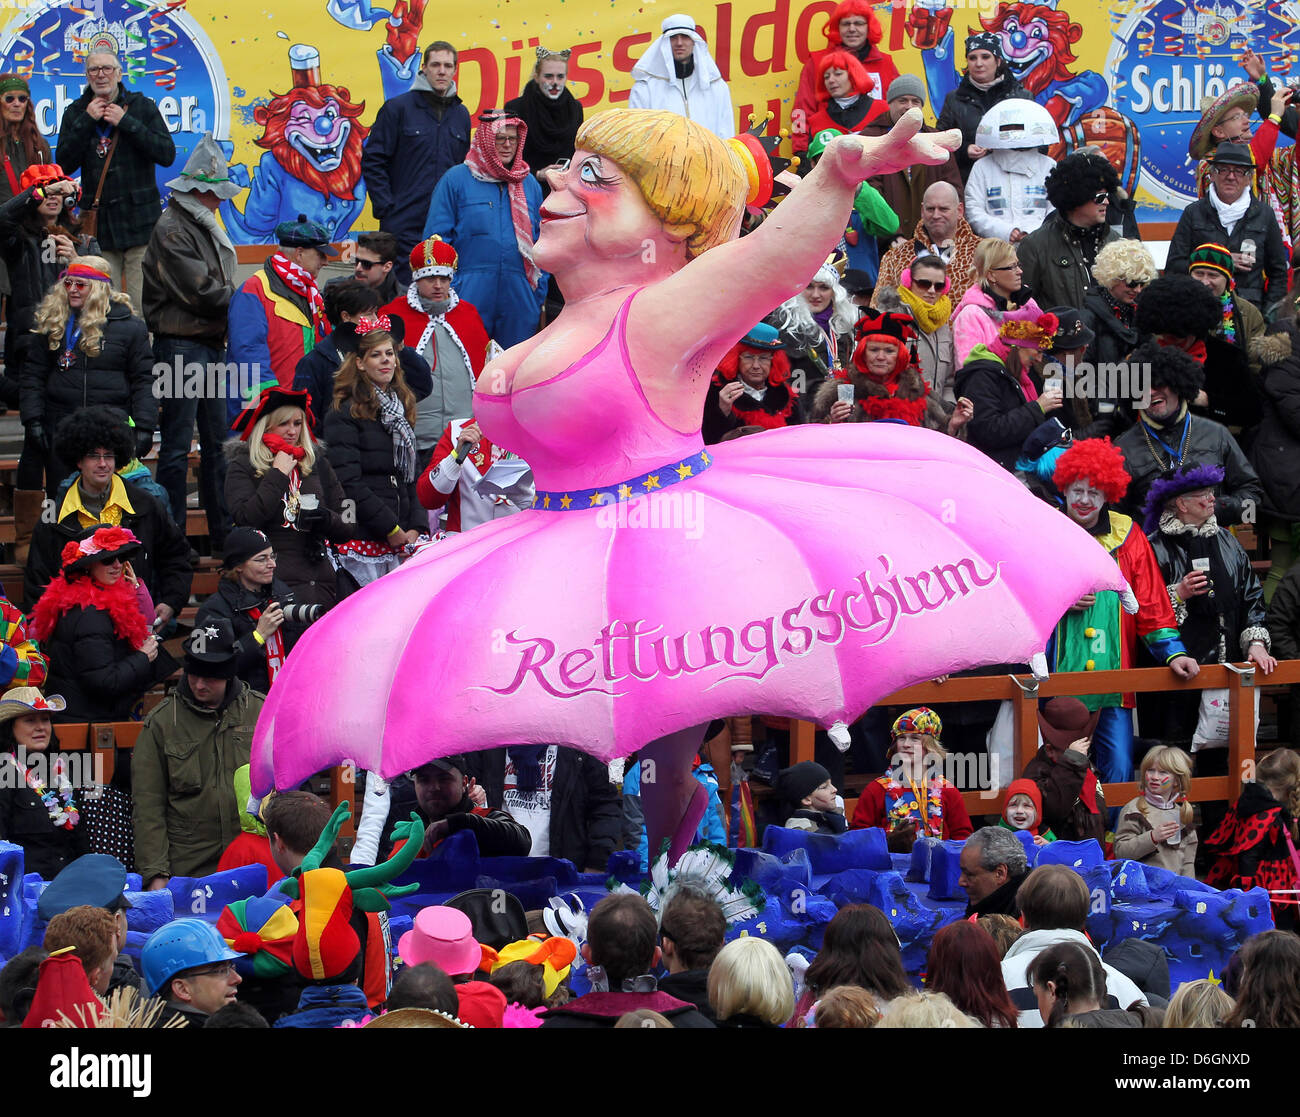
[822,109,961,187]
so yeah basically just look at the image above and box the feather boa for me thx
[32,574,149,648]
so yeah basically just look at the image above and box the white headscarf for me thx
[630,13,725,86]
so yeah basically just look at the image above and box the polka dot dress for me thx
[80,785,135,871]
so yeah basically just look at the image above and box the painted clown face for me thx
[993,15,1051,87]
[1063,478,1105,530]
[285,97,351,172]
[1005,793,1037,830]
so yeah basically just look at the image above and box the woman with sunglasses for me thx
[21,257,155,495]
[874,254,957,405]
[951,237,1041,366]
[31,523,176,722]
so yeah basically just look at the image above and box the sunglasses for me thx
[1120,277,1148,289]
[1211,165,1249,178]
[63,279,90,291]
[911,278,944,291]
[1092,192,1110,205]
[992,263,1023,272]
[354,258,381,270]
[2,94,28,105]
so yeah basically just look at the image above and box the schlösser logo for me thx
[1107,0,1300,210]
[0,0,230,198]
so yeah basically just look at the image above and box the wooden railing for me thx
[790,660,1300,818]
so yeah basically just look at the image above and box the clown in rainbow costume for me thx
[252,107,1133,863]
[1046,439,1198,784]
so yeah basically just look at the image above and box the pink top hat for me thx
[398,906,482,976]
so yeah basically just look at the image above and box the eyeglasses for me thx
[87,65,119,76]
[83,451,115,462]
[840,18,869,28]
[1212,165,1249,179]
[247,553,277,565]
[992,263,1023,272]
[1091,192,1111,205]
[2,94,28,105]
[911,278,944,291]
[64,279,89,291]
[187,962,236,979]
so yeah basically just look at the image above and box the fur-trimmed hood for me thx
[1251,328,1294,368]
[810,362,931,423]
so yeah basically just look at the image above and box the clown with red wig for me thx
[703,323,803,443]
[812,310,973,436]
[803,50,890,141]
[1046,438,1199,784]
[792,0,900,155]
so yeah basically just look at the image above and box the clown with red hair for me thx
[812,310,973,436]
[792,0,900,155]
[803,50,890,141]
[1047,438,1199,784]
[703,323,802,443]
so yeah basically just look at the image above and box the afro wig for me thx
[1052,438,1131,504]
[1044,151,1120,214]
[1134,274,1221,339]
[1129,339,1206,402]
[54,406,135,470]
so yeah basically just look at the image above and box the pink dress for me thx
[251,290,1126,792]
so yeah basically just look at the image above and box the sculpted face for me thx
[534,149,668,272]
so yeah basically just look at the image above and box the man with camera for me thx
[194,527,320,695]
[133,618,265,888]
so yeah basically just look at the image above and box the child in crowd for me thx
[1112,746,1197,877]
[1205,748,1300,931]
[776,761,848,834]
[999,778,1055,845]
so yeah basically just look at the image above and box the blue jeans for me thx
[1092,705,1135,785]
[154,336,229,546]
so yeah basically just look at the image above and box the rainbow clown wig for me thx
[1052,438,1132,505]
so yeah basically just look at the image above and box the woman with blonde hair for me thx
[876,990,980,1028]
[21,257,154,493]
[707,936,795,1028]
[1113,745,1197,876]
[768,257,859,402]
[1162,978,1233,1028]
[325,321,424,589]
[225,386,352,609]
[1078,239,1156,434]
[952,236,1041,365]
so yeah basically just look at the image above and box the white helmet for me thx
[975,99,1060,150]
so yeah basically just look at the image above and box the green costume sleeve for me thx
[853,182,900,238]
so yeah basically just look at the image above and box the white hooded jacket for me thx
[1001,927,1149,1028]
[629,13,735,138]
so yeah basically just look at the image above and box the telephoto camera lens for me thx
[281,603,326,626]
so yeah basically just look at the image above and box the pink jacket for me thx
[952,285,1043,367]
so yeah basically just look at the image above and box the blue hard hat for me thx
[141,918,243,996]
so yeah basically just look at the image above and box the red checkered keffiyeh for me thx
[464,113,541,290]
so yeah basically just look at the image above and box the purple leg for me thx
[639,723,711,866]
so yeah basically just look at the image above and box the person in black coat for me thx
[194,527,308,697]
[360,47,471,274]
[30,524,176,722]
[20,258,155,494]
[954,310,1062,470]
[1252,325,1300,603]
[224,387,354,610]
[503,48,584,174]
[462,746,623,871]
[0,687,90,879]
[293,278,431,438]
[935,33,1034,183]
[324,322,424,589]
[25,408,192,620]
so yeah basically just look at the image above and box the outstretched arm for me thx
[633,111,960,383]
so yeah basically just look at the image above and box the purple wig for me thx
[1142,462,1226,533]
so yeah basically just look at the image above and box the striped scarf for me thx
[267,252,328,340]
[465,114,541,289]
[374,386,417,483]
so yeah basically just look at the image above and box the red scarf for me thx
[263,431,306,460]
[32,573,149,648]
[267,252,328,340]
[860,393,929,425]
[248,605,286,684]
[465,115,541,290]
[1159,335,1208,365]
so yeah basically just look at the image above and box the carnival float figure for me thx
[251,109,1131,862]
